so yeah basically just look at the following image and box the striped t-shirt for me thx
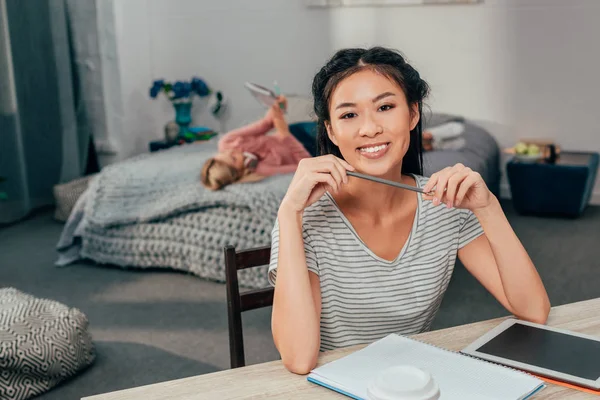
[268,175,484,351]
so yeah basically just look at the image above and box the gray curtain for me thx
[0,0,93,224]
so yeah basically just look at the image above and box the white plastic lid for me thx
[367,365,441,400]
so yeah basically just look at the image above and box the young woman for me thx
[268,47,550,374]
[201,96,311,190]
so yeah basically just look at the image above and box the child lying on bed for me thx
[200,95,311,190]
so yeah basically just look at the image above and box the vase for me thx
[173,100,192,135]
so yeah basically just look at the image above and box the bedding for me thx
[57,140,291,288]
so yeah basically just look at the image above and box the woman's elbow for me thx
[518,299,551,325]
[282,353,318,375]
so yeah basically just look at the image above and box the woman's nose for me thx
[358,113,383,137]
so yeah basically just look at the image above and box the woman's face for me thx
[214,149,245,171]
[326,69,419,177]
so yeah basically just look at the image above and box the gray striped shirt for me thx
[268,175,484,351]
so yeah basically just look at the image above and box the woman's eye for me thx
[379,104,394,112]
[341,112,356,119]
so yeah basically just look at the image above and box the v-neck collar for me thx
[324,174,421,265]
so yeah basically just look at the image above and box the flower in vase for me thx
[149,77,212,102]
[149,79,165,98]
[172,81,187,100]
[191,77,211,97]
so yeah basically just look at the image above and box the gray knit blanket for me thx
[57,140,292,289]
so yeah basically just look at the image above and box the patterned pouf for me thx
[0,288,95,400]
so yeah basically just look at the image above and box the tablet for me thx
[461,318,600,390]
[245,82,277,108]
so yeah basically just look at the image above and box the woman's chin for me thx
[355,161,400,178]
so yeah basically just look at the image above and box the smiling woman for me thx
[269,46,550,375]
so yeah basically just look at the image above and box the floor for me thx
[1,201,599,399]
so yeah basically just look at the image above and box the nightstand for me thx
[506,152,599,217]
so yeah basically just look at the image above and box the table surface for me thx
[83,298,600,400]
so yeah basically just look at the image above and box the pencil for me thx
[346,171,433,195]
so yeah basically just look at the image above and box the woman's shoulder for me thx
[302,193,338,223]
[413,174,429,188]
[274,194,337,234]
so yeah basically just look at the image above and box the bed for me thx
[56,113,500,289]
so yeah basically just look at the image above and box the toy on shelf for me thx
[178,126,218,144]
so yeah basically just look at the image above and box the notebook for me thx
[244,82,278,108]
[307,334,545,400]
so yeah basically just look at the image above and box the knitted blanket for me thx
[58,140,292,289]
[85,140,289,227]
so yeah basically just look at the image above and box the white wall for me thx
[329,0,600,204]
[101,0,332,164]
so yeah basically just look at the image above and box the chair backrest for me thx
[224,244,274,369]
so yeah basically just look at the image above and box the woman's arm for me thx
[424,164,551,324]
[272,155,353,375]
[218,116,274,150]
[458,197,550,323]
[272,207,322,375]
[256,163,300,177]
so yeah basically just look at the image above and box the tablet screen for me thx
[475,323,600,380]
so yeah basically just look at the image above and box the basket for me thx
[52,174,97,222]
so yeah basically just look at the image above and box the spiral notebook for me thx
[307,334,545,400]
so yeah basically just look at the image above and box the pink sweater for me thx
[218,116,311,176]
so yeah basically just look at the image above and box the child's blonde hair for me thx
[200,158,264,190]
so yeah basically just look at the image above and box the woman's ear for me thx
[409,103,420,131]
[325,121,339,146]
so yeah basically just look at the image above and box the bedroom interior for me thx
[1,0,599,399]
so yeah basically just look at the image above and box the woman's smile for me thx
[357,142,391,159]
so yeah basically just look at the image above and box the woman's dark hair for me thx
[312,47,430,176]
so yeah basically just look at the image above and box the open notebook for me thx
[308,334,545,400]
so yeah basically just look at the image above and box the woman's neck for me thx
[334,171,416,222]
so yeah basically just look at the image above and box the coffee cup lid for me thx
[367,365,440,400]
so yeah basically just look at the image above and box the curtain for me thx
[0,0,94,224]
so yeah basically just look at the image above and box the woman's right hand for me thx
[280,155,355,214]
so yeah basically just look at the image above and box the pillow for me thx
[289,121,318,157]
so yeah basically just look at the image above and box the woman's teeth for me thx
[359,144,388,154]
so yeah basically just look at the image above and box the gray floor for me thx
[1,201,600,399]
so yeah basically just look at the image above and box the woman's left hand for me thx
[422,163,494,211]
[266,96,287,121]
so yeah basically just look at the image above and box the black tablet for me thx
[461,318,600,390]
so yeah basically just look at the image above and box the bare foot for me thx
[423,131,433,151]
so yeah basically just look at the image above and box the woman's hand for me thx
[422,163,493,211]
[266,95,287,121]
[280,155,355,214]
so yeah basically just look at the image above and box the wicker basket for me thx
[53,174,97,222]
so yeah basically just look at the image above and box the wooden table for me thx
[83,298,600,400]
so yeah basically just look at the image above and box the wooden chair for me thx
[224,244,274,369]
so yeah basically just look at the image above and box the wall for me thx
[329,0,600,204]
[100,0,332,164]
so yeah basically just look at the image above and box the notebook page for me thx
[309,334,544,400]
